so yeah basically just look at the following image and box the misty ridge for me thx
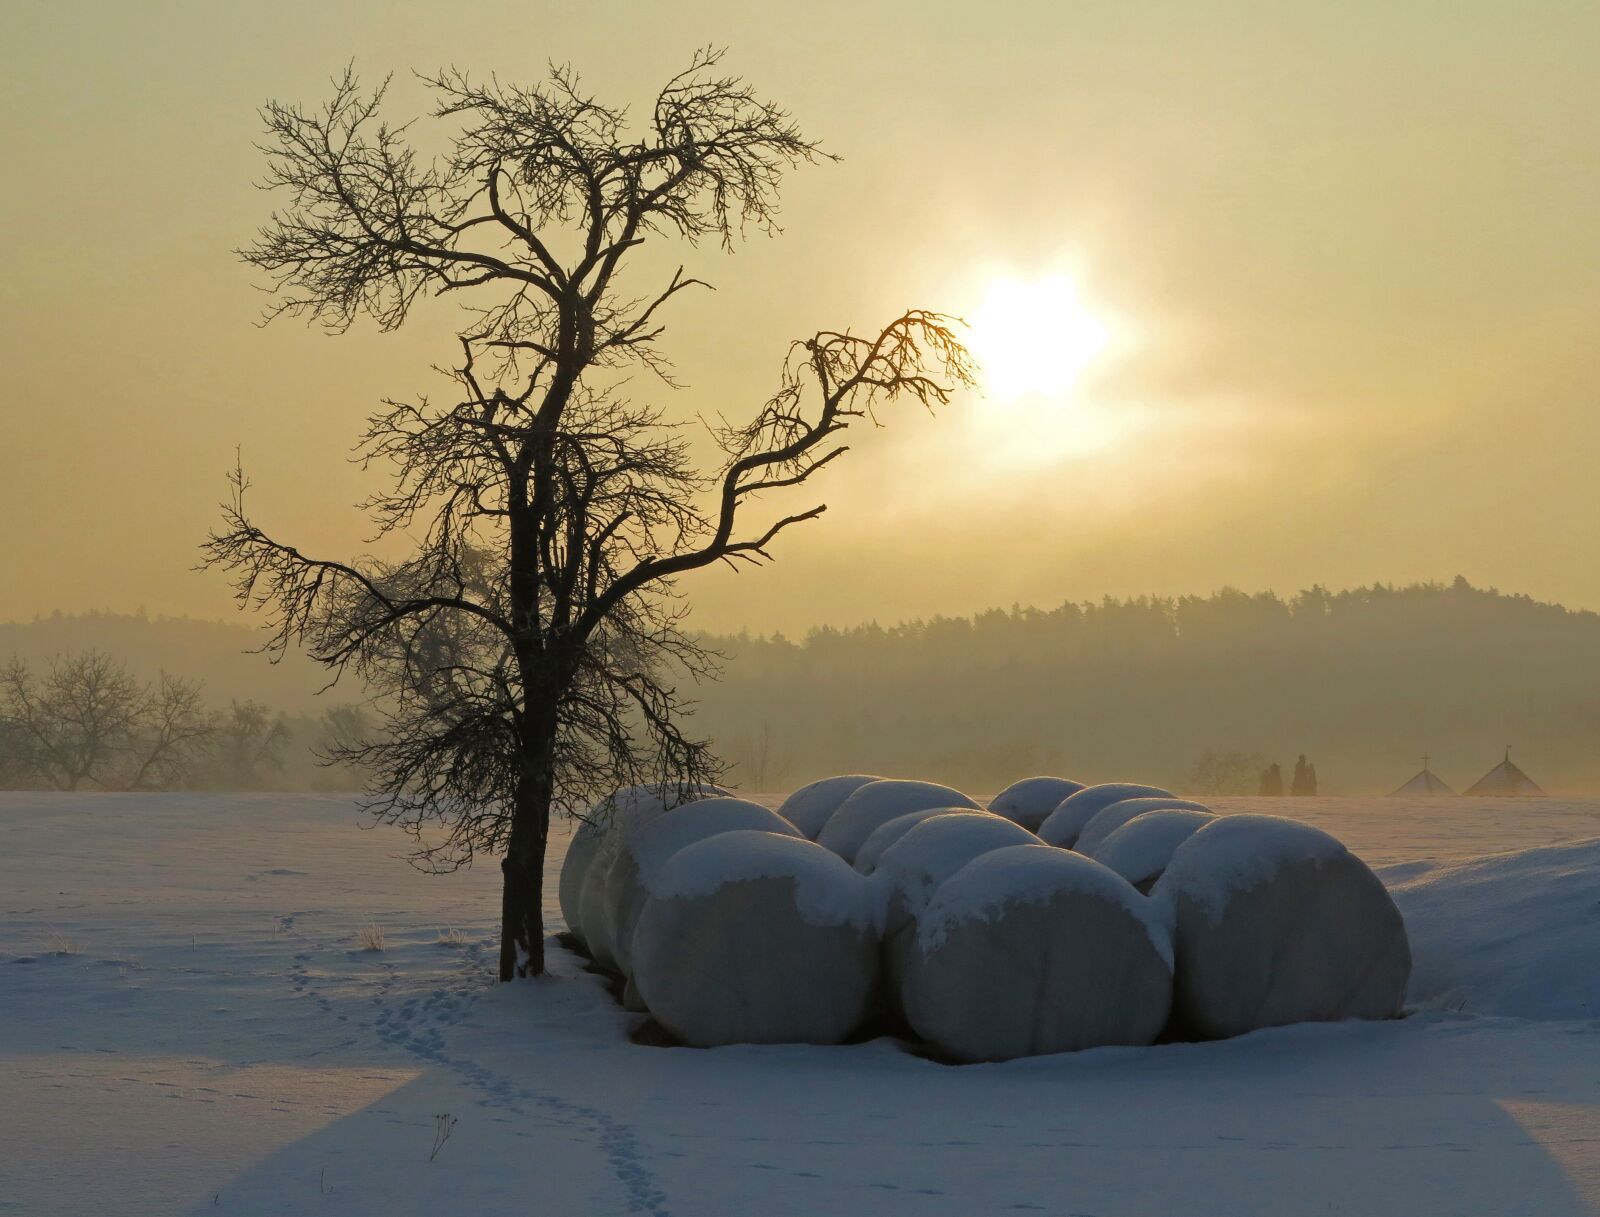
[2,575,1594,796]
[700,576,1600,795]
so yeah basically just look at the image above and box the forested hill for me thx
[693,578,1600,795]
[5,578,1598,794]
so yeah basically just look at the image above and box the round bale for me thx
[854,806,1001,875]
[902,845,1173,1062]
[873,813,1043,1011]
[988,776,1086,830]
[817,780,981,866]
[632,831,883,1046]
[1153,814,1411,1040]
[777,775,884,840]
[1075,797,1212,858]
[575,782,726,971]
[606,797,802,979]
[1038,783,1176,848]
[1091,808,1215,893]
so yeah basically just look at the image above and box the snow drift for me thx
[1385,836,1600,1019]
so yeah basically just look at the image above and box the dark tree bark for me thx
[203,51,975,978]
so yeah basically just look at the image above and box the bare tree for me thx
[205,700,292,789]
[728,719,792,792]
[0,711,38,789]
[127,674,214,790]
[310,703,375,790]
[1,652,145,790]
[204,51,975,978]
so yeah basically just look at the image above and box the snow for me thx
[1156,815,1349,925]
[644,829,883,934]
[852,807,977,874]
[1038,781,1176,847]
[1092,807,1215,888]
[627,797,801,886]
[872,812,1041,927]
[815,780,981,865]
[918,844,1172,967]
[7,789,1600,1215]
[1074,796,1212,858]
[986,775,1084,829]
[776,775,883,839]
[606,798,801,978]
[1384,838,1600,1020]
[586,781,730,834]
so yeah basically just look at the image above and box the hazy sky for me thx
[3,1,1597,634]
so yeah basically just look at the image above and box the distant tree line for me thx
[5,577,1596,796]
[691,578,1600,795]
[0,651,368,792]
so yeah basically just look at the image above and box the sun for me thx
[969,275,1109,401]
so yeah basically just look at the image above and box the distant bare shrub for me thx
[430,1113,458,1162]
[1,653,211,791]
[354,919,385,952]
[1185,749,1271,797]
[435,927,467,947]
[725,720,794,793]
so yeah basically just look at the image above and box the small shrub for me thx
[436,926,467,947]
[430,1113,458,1162]
[355,919,385,952]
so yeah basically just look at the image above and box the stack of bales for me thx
[558,776,1411,1061]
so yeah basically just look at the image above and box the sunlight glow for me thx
[970,276,1110,401]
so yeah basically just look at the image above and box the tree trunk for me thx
[498,741,554,980]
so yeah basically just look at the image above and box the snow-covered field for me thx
[5,791,1600,1216]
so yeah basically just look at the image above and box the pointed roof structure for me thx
[1463,747,1546,797]
[1390,754,1456,796]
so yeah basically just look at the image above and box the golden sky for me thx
[2,1,1597,634]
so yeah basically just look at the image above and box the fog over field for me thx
[6,576,1597,795]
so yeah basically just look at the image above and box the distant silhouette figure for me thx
[1290,754,1318,796]
[1258,762,1284,797]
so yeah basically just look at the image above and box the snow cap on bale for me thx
[903,845,1173,1062]
[777,775,884,839]
[817,779,981,865]
[572,782,726,969]
[854,806,1002,875]
[645,830,885,934]
[605,797,802,979]
[1091,808,1215,893]
[872,813,1043,1019]
[1038,782,1176,848]
[987,776,1086,831]
[1075,797,1212,859]
[632,831,883,1047]
[1153,814,1411,1040]
[874,813,1044,939]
